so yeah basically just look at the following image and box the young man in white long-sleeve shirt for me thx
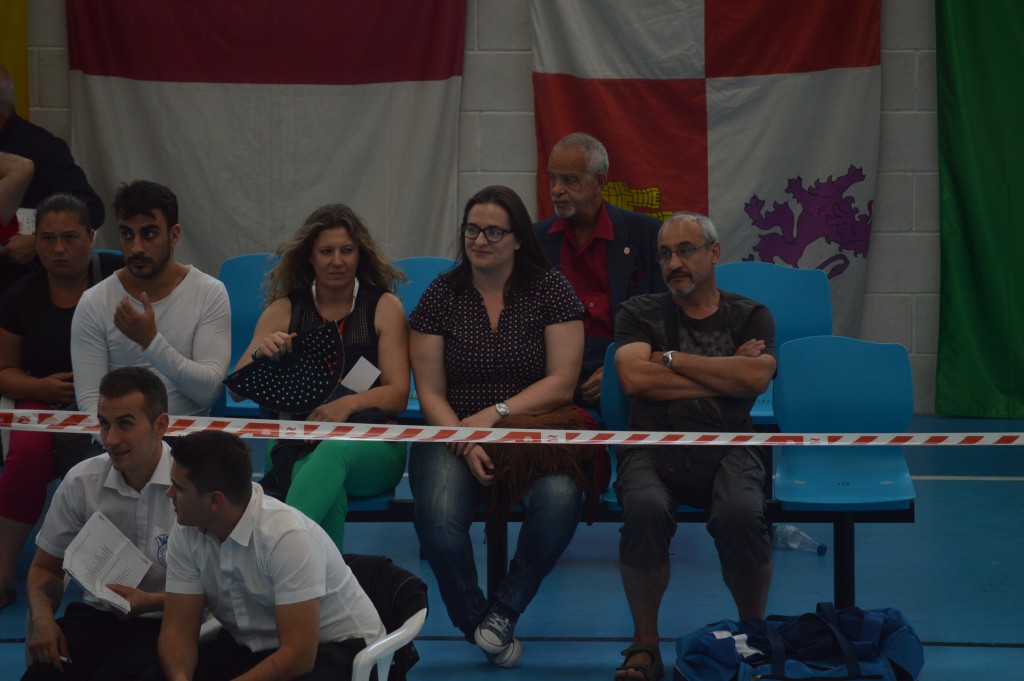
[71,180,230,417]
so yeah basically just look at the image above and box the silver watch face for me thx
[662,351,673,367]
[496,402,510,417]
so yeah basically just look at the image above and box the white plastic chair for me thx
[164,607,427,681]
[351,607,428,681]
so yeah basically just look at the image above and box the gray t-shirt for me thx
[615,290,775,432]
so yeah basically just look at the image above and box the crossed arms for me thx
[615,338,775,403]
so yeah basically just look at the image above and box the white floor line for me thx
[912,475,1024,481]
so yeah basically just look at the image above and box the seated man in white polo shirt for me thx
[148,430,385,681]
[22,367,175,681]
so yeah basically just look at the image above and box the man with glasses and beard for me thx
[71,180,231,418]
[611,212,776,681]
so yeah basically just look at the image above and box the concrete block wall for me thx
[25,0,941,413]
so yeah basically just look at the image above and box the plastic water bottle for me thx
[773,525,827,556]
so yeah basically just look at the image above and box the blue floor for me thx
[3,418,1023,679]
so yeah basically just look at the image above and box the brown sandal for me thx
[616,644,664,681]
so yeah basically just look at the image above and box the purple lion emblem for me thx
[744,165,872,278]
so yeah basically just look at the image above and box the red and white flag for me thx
[532,0,880,335]
[67,1,466,273]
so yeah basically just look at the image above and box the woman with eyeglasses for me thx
[409,185,604,667]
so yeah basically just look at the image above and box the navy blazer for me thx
[533,202,666,406]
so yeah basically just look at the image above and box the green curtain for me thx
[935,0,1024,417]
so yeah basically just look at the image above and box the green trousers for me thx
[268,439,407,552]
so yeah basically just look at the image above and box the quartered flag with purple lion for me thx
[532,0,880,335]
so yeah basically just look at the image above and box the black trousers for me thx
[138,629,365,681]
[22,602,162,681]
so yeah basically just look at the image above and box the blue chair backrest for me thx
[600,343,629,432]
[774,335,913,433]
[394,256,456,317]
[217,253,279,366]
[715,261,832,347]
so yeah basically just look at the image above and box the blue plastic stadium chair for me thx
[213,253,279,417]
[600,343,629,433]
[393,256,456,420]
[393,256,456,316]
[599,344,628,508]
[773,335,916,606]
[600,341,771,512]
[598,343,713,514]
[715,261,832,426]
[773,335,916,510]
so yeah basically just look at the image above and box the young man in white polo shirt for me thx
[23,367,174,681]
[149,430,384,681]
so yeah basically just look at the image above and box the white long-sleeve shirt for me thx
[71,267,231,416]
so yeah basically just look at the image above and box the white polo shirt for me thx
[165,484,385,653]
[36,442,175,617]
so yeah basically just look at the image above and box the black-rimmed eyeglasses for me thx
[463,223,513,243]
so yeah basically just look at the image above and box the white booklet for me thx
[15,207,36,234]
[63,511,152,615]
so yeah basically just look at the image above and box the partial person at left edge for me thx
[0,193,122,611]
[0,65,105,291]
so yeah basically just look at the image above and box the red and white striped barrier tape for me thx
[2,409,1023,447]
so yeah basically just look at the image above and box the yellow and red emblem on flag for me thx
[532,0,880,336]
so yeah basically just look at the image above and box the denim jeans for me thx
[409,441,583,640]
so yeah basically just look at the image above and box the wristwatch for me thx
[495,401,511,418]
[661,350,676,368]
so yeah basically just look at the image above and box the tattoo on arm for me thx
[41,578,63,609]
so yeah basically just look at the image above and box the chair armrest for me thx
[350,608,428,681]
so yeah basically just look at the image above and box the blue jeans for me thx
[409,441,583,640]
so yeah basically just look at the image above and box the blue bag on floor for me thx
[673,602,924,680]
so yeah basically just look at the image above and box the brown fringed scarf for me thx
[482,406,609,539]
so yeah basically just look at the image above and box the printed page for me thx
[63,511,152,614]
[340,356,381,393]
[15,208,36,235]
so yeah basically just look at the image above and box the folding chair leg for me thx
[832,517,856,608]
